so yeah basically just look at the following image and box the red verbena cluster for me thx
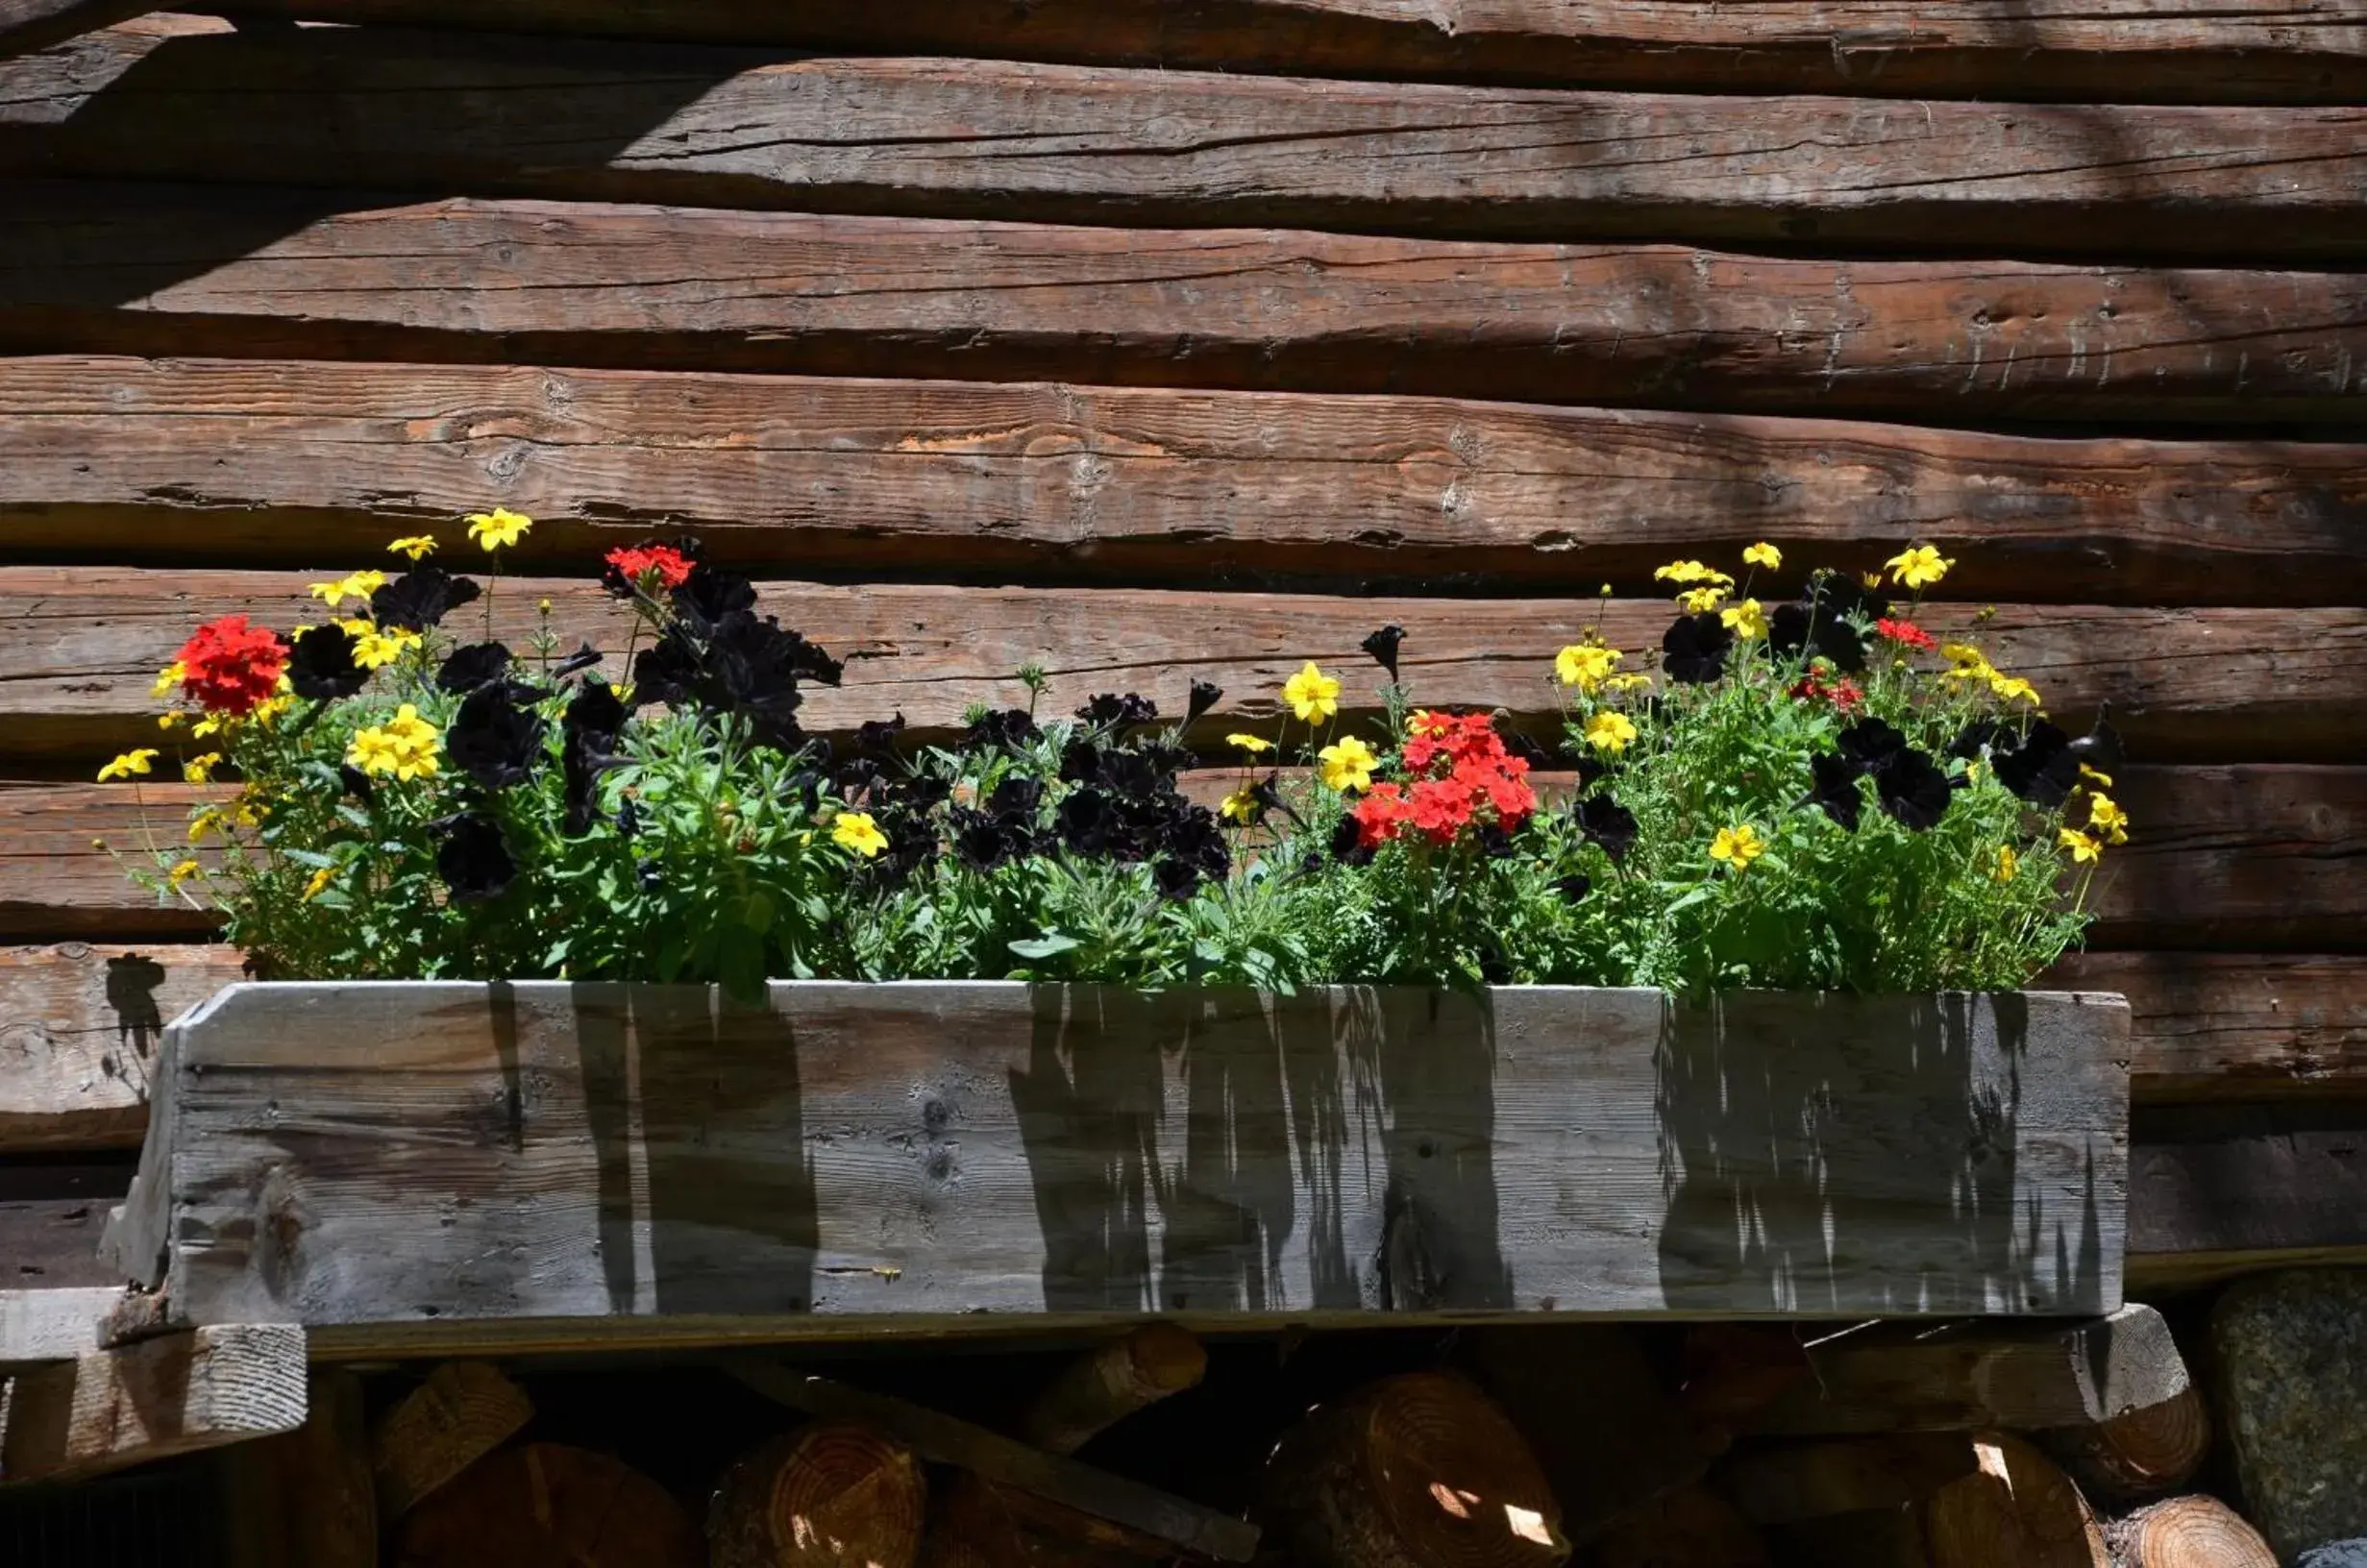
[604,543,696,593]
[1789,670,1866,714]
[1351,711,1535,849]
[1874,617,1937,650]
[174,614,287,716]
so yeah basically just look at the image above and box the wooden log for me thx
[0,0,149,61]
[197,0,2367,106]
[370,1360,535,1522]
[2103,1496,2278,1568]
[387,1442,703,1568]
[1923,1433,2108,1568]
[2042,1388,2212,1507]
[5,359,2364,607]
[0,1286,117,1364]
[1748,1307,2190,1437]
[0,1155,134,1286]
[0,1321,306,1485]
[2126,1103,2367,1289]
[1020,1325,1206,1457]
[1584,1484,1768,1568]
[732,1365,1258,1562]
[2051,954,2367,1103]
[1260,1371,1569,1568]
[10,187,2367,429]
[9,20,2367,259]
[922,1473,1171,1568]
[0,942,235,1151]
[711,1426,927,1568]
[216,1368,378,1568]
[1716,1435,1977,1525]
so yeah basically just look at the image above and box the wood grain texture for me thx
[9,19,2367,258]
[0,1155,133,1287]
[6,358,2363,604]
[0,942,236,1150]
[216,1370,378,1568]
[2050,954,2367,1102]
[11,188,2367,428]
[133,983,2128,1329]
[0,1321,307,1485]
[0,1286,118,1364]
[370,1360,534,1521]
[2127,1103,2367,1267]
[199,0,2367,106]
[0,0,150,61]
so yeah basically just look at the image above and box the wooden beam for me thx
[0,1322,306,1484]
[9,19,2367,259]
[0,943,237,1151]
[3,357,2363,606]
[2050,953,2367,1103]
[0,0,149,62]
[198,0,2367,106]
[0,1286,118,1365]
[9,187,2367,428]
[2126,1102,2367,1290]
[0,1156,134,1286]
[215,1369,377,1568]
[1747,1306,2190,1435]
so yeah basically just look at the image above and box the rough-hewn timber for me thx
[3,358,2364,604]
[0,0,149,61]
[7,20,2367,258]
[123,983,2131,1324]
[0,1322,307,1484]
[2049,953,2367,1102]
[2125,1102,2367,1288]
[8,188,2367,427]
[0,941,236,1150]
[203,0,2367,106]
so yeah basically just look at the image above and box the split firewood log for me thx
[390,1442,703,1568]
[923,1471,1175,1568]
[712,1424,928,1568]
[371,1360,535,1522]
[1261,1371,1569,1568]
[2044,1389,2213,1507]
[1021,1324,1208,1457]
[1924,1433,2108,1568]
[2103,1496,2278,1568]
[1589,1484,1770,1568]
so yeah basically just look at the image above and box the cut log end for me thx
[710,1425,927,1568]
[390,1443,703,1568]
[371,1360,536,1521]
[2104,1495,2278,1568]
[1926,1433,2108,1568]
[2048,1388,2212,1506]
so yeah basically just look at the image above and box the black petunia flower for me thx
[287,625,368,700]
[669,563,756,634]
[448,686,548,791]
[2069,711,2124,779]
[1329,813,1373,867]
[1187,679,1223,723]
[337,763,375,804]
[1769,572,1886,674]
[1097,748,1161,799]
[1992,721,2081,807]
[1552,873,1592,904]
[1151,858,1201,901]
[1874,747,1953,830]
[1577,794,1640,863]
[987,775,1045,821]
[1058,738,1100,783]
[1661,612,1734,684]
[1809,751,1865,830]
[1837,717,1908,772]
[1164,805,1229,876]
[1075,693,1158,727]
[1055,786,1117,854]
[1947,719,2009,760]
[370,565,481,633]
[563,678,628,745]
[1361,625,1406,682]
[561,727,608,835]
[552,642,603,680]
[854,714,907,756]
[893,773,952,813]
[435,814,516,902]
[951,805,1022,870]
[436,641,514,696]
[964,708,1039,751]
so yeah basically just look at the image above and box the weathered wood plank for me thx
[0,1322,306,1484]
[201,0,2367,106]
[2126,1103,2367,1290]
[10,769,2363,947]
[0,943,236,1151]
[0,1286,118,1365]
[0,1156,133,1287]
[140,983,2130,1325]
[10,187,2367,427]
[2051,953,2367,1103]
[0,0,149,61]
[3,358,2364,605]
[7,570,2361,764]
[9,19,2367,258]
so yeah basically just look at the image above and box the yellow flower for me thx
[308,569,388,611]
[1861,571,1884,590]
[1654,559,1733,587]
[1605,673,1654,692]
[465,506,534,551]
[347,703,441,781]
[2079,761,2115,789]
[1220,787,1263,824]
[1885,544,1956,591]
[1993,845,2018,883]
[158,711,182,731]
[2059,827,2104,865]
[1227,732,1275,756]
[1711,823,1766,870]
[252,694,296,726]
[1317,737,1377,794]
[1676,584,1729,614]
[168,858,203,890]
[1555,642,1622,692]
[1939,643,1995,683]
[1987,673,2041,707]
[352,625,421,671]
[1583,711,1638,755]
[2087,793,2130,845]
[151,661,185,699]
[182,751,224,785]
[832,810,888,858]
[97,747,160,782]
[1281,661,1341,723]
[1719,598,1769,640]
[299,865,336,901]
[1742,542,1782,570]
[387,534,438,561]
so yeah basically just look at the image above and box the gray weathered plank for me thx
[133,983,2130,1329]
[0,1286,120,1365]
[0,943,237,1151]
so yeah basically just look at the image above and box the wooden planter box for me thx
[107,983,2131,1350]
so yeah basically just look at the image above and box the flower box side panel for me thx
[145,982,2129,1331]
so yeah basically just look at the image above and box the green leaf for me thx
[1007,933,1080,961]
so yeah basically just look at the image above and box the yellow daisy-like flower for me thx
[151,661,185,699]
[308,569,388,611]
[97,747,160,782]
[387,534,438,561]
[347,703,441,781]
[158,711,183,731]
[1554,642,1622,692]
[465,506,534,551]
[168,858,204,890]
[1710,823,1766,870]
[1939,642,1995,683]
[2059,827,2104,865]
[1653,559,1734,587]
[1993,845,2018,883]
[1227,732,1275,756]
[1987,673,2041,707]
[1885,544,1956,590]
[1220,787,1263,824]
[1281,661,1341,723]
[352,626,422,671]
[1583,711,1638,755]
[252,694,296,726]
[1605,673,1653,692]
[1317,736,1377,794]
[1676,584,1730,614]
[1742,542,1783,570]
[1719,597,1769,640]
[182,751,224,785]
[831,810,889,858]
[2087,793,2130,845]
[301,865,336,901]
[2079,761,2115,789]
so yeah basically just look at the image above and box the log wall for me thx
[0,0,2361,1301]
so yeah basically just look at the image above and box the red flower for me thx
[604,544,696,595]
[1875,617,1936,651]
[174,614,286,715]
[1789,673,1867,716]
